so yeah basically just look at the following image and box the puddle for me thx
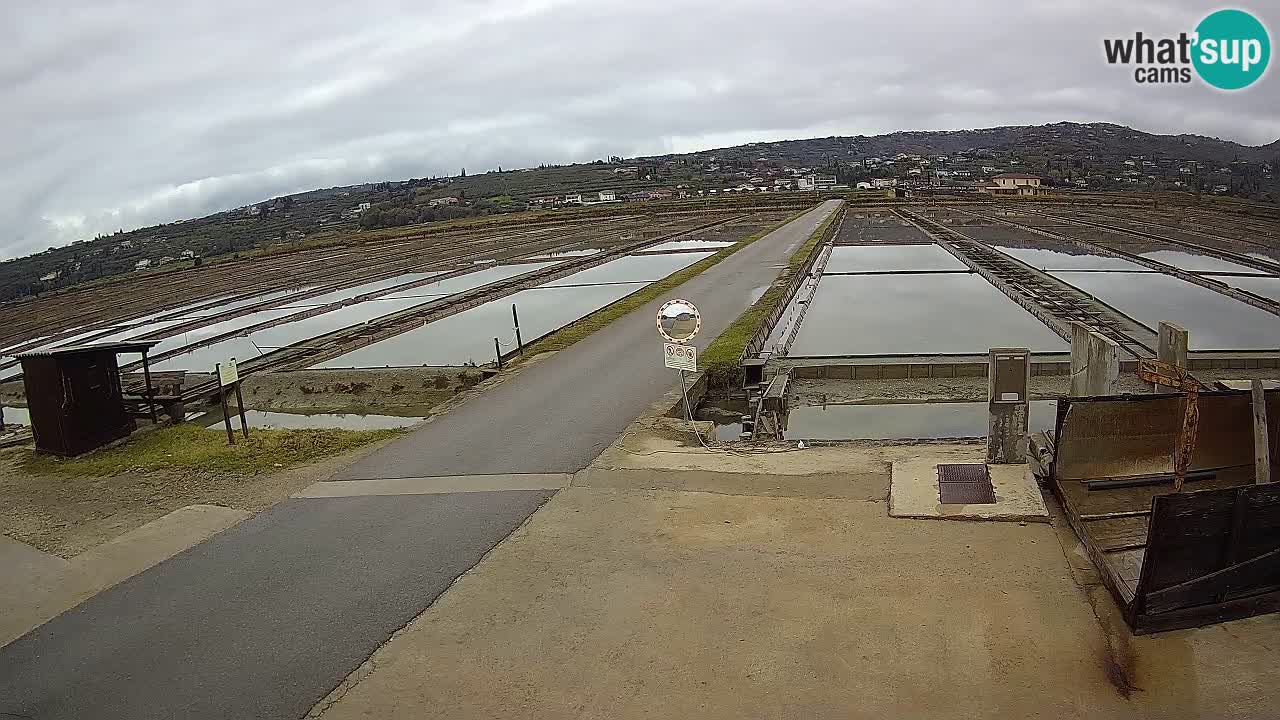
[824,245,965,273]
[993,246,1146,271]
[278,272,444,309]
[542,252,712,287]
[1138,249,1265,275]
[789,274,1067,356]
[1204,274,1280,303]
[378,262,555,300]
[147,308,302,361]
[0,405,30,425]
[313,281,648,368]
[179,287,317,318]
[783,400,1058,441]
[204,408,424,431]
[150,264,558,370]
[837,224,931,244]
[91,318,194,343]
[642,240,733,253]
[1052,271,1280,350]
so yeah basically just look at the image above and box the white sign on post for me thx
[217,357,239,387]
[664,342,697,372]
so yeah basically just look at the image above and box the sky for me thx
[3,0,1278,259]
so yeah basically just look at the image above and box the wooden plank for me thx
[1102,548,1146,603]
[1135,588,1280,635]
[1144,547,1280,615]
[1084,516,1150,552]
[1254,379,1272,485]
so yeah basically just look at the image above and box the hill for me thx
[4,121,1277,302]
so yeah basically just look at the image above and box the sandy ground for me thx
[314,455,1280,719]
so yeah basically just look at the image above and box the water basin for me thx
[823,244,966,273]
[1051,271,1280,350]
[784,400,1057,441]
[788,274,1067,356]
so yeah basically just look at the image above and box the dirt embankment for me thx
[189,366,484,413]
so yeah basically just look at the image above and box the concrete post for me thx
[1069,322,1091,397]
[1156,321,1189,393]
[987,348,1030,464]
[1085,332,1120,396]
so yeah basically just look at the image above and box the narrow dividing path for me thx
[0,201,841,720]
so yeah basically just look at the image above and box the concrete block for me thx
[933,364,955,378]
[828,365,853,380]
[881,365,908,380]
[853,365,879,380]
[795,366,819,379]
[1070,322,1092,396]
[956,363,985,378]
[908,364,932,379]
[889,458,1048,522]
[987,401,1028,464]
[1084,332,1120,396]
[1156,321,1189,392]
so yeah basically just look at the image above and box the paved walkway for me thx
[0,201,840,720]
[337,200,840,478]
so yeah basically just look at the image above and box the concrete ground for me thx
[314,459,1280,720]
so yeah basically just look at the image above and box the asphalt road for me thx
[0,200,839,720]
[0,491,554,720]
[336,199,842,479]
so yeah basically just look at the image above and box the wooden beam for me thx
[1253,379,1272,485]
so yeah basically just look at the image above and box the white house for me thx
[980,173,1042,196]
[871,178,897,189]
[564,193,583,205]
[855,181,873,190]
[797,174,837,191]
[598,190,616,202]
[134,259,152,270]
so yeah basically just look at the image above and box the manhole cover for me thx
[937,463,996,504]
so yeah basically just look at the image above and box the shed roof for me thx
[16,340,160,359]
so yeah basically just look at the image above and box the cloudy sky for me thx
[2,0,1277,259]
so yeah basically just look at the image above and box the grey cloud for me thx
[2,0,1278,258]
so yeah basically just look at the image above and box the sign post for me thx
[216,358,249,445]
[657,299,702,423]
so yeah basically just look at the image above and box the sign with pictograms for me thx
[664,342,697,372]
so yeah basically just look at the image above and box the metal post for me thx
[1252,379,1271,484]
[494,337,503,369]
[216,364,234,445]
[140,349,158,423]
[678,369,693,422]
[512,304,523,356]
[234,380,249,440]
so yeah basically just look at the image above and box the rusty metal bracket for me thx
[1136,358,1204,492]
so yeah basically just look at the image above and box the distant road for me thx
[0,199,841,720]
[337,198,842,479]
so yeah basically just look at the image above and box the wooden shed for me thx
[16,341,160,457]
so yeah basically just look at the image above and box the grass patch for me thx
[21,423,402,476]
[521,207,814,356]
[699,205,841,383]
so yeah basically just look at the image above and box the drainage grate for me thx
[937,463,996,504]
